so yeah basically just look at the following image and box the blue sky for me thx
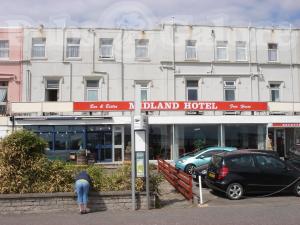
[1,0,300,28]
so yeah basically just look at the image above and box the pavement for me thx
[1,179,300,225]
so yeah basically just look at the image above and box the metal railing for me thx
[157,158,193,200]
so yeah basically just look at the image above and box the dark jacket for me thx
[75,171,92,184]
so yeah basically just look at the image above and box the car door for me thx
[225,155,260,193]
[254,155,295,193]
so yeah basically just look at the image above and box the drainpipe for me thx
[121,29,124,102]
[248,24,253,101]
[89,29,109,100]
[172,18,176,100]
[254,27,260,101]
[289,24,294,114]
[69,63,73,101]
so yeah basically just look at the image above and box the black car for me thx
[205,150,300,200]
[192,163,208,182]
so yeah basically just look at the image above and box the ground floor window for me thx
[149,125,172,160]
[176,125,219,157]
[225,124,266,149]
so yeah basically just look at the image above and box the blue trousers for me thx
[75,180,90,204]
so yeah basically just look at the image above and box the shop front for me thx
[268,123,300,158]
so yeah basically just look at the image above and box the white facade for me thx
[10,24,300,162]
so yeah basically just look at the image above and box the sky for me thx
[1,0,300,28]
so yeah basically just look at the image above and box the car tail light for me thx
[217,166,229,180]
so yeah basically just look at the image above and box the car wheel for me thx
[185,164,196,175]
[226,183,243,200]
[294,181,300,197]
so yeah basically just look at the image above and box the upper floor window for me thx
[270,83,280,102]
[0,40,9,59]
[216,41,228,61]
[32,38,46,58]
[186,80,198,101]
[268,43,278,62]
[135,39,149,59]
[99,38,113,59]
[135,82,150,101]
[224,81,236,101]
[45,79,60,101]
[85,80,100,101]
[66,38,80,58]
[236,41,247,61]
[185,40,197,60]
[0,81,8,103]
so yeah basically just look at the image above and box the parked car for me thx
[192,163,208,183]
[205,150,300,200]
[175,146,237,175]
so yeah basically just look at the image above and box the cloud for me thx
[0,0,299,27]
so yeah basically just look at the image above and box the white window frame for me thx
[31,37,46,58]
[224,80,236,101]
[0,40,9,59]
[66,38,80,59]
[236,41,247,61]
[185,40,197,60]
[85,79,101,101]
[135,81,150,101]
[216,41,228,61]
[186,80,198,101]
[135,39,149,60]
[268,43,278,62]
[269,82,281,102]
[99,38,114,59]
[45,79,61,102]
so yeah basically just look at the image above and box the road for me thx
[1,199,300,225]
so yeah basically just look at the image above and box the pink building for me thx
[0,28,23,115]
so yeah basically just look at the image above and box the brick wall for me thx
[0,191,157,215]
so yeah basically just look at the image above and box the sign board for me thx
[134,130,146,152]
[74,101,268,112]
[135,152,145,178]
[272,123,300,127]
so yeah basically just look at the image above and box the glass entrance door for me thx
[274,129,285,158]
[86,126,112,162]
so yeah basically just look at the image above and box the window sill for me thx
[267,61,280,64]
[65,57,82,61]
[135,58,151,62]
[31,57,48,61]
[184,58,198,62]
[99,57,115,61]
[236,60,248,63]
[0,58,9,61]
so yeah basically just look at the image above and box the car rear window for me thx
[211,155,223,168]
[226,155,255,169]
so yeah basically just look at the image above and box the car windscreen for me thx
[188,148,208,157]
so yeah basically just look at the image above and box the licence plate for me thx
[208,172,215,179]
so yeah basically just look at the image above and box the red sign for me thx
[74,101,134,111]
[272,123,300,127]
[74,101,268,112]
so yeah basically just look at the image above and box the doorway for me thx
[86,128,113,162]
[268,128,286,158]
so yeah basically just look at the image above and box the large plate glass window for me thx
[66,38,80,58]
[0,40,9,58]
[32,38,46,58]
